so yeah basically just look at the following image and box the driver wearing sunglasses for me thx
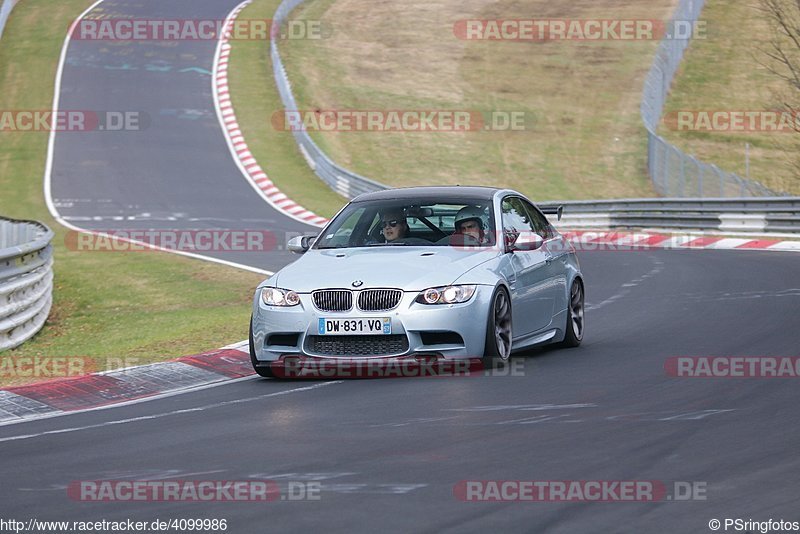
[380,209,409,242]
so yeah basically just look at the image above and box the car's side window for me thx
[501,198,535,231]
[501,197,537,247]
[521,200,551,239]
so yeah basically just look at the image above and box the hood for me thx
[269,247,499,292]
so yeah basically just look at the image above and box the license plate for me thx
[318,318,391,335]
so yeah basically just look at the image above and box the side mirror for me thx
[507,232,543,252]
[287,235,316,254]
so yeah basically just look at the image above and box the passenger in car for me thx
[380,210,409,242]
[446,205,492,246]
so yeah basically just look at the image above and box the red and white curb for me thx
[3,229,797,424]
[213,0,328,228]
[562,230,800,252]
[0,342,253,425]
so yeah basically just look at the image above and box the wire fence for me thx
[272,0,791,200]
[641,0,785,197]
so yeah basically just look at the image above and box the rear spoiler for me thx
[539,205,563,221]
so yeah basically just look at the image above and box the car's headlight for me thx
[416,285,477,305]
[261,287,301,307]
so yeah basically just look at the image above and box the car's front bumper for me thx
[251,286,494,362]
[257,354,485,379]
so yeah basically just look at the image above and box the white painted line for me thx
[221,339,249,351]
[0,381,342,438]
[704,238,752,249]
[622,233,654,244]
[43,0,106,223]
[211,0,327,229]
[0,375,243,428]
[42,0,273,276]
[663,235,697,248]
[768,241,800,251]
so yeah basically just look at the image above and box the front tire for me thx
[249,317,276,378]
[482,287,513,369]
[560,279,584,347]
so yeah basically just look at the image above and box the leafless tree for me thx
[758,0,800,178]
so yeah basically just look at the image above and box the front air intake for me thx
[312,289,353,312]
[357,289,402,311]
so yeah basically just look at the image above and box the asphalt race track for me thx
[49,0,313,271]
[10,0,800,532]
[3,248,800,532]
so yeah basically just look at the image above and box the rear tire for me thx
[482,287,513,369]
[249,317,276,378]
[559,279,584,347]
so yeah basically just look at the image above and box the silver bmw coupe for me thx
[250,186,584,377]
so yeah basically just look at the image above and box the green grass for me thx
[660,0,800,194]
[227,0,349,217]
[4,0,787,385]
[251,0,685,200]
[0,0,266,386]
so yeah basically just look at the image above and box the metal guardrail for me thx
[0,0,21,41]
[273,0,789,200]
[540,198,800,234]
[641,0,785,198]
[272,0,388,198]
[0,217,54,352]
[271,1,798,233]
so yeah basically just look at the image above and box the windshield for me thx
[314,198,496,249]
